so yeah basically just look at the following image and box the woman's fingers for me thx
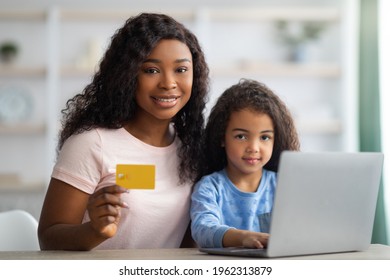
[94,185,129,197]
[87,185,129,237]
[89,185,128,208]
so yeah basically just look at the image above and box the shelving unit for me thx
[0,9,48,195]
[0,1,358,195]
[197,3,356,148]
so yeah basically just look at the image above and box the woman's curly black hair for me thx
[58,13,210,183]
[198,79,300,180]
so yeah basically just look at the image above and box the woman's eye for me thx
[144,68,159,74]
[176,67,188,73]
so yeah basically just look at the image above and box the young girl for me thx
[38,13,210,250]
[191,79,300,248]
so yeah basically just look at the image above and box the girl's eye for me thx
[234,134,247,140]
[261,135,272,141]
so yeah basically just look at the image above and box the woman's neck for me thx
[123,117,174,147]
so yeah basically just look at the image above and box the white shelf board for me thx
[0,10,46,20]
[61,66,95,78]
[296,119,342,135]
[208,7,340,21]
[0,66,46,78]
[0,181,45,192]
[0,173,45,192]
[0,123,46,135]
[56,6,340,22]
[211,62,341,78]
[60,9,194,21]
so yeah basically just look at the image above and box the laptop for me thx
[199,151,384,258]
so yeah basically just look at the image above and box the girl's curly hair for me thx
[58,13,210,183]
[198,79,299,180]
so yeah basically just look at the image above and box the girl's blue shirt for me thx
[190,169,277,248]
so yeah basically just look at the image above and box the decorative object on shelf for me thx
[274,20,327,62]
[74,38,104,72]
[0,41,19,64]
[0,85,33,123]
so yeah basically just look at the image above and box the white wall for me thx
[379,0,390,241]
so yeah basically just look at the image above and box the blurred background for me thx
[0,0,388,244]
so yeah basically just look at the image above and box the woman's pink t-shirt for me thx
[51,127,191,249]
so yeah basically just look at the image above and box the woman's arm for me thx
[180,223,197,248]
[38,178,128,250]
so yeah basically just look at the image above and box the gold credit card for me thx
[116,164,155,189]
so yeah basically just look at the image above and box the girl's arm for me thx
[190,182,229,248]
[38,178,128,250]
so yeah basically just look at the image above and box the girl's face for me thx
[223,109,274,178]
[135,39,193,122]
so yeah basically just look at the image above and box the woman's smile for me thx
[151,95,180,108]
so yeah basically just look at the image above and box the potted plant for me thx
[0,41,19,64]
[275,20,327,62]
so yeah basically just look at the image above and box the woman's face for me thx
[135,39,193,122]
